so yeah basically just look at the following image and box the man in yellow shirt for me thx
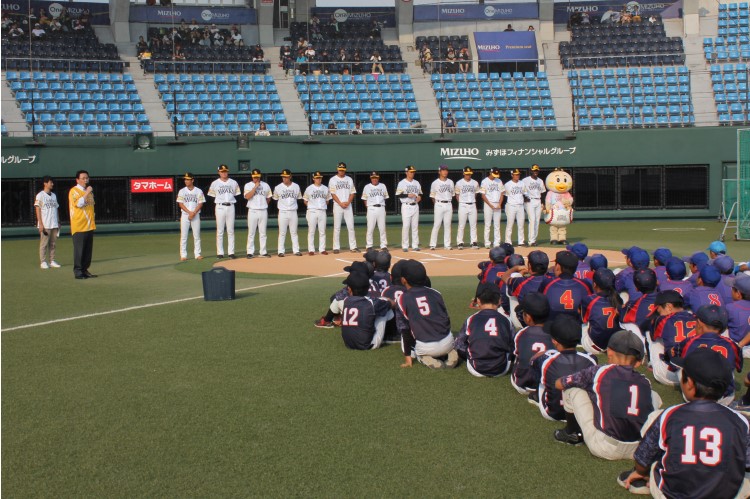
[68,169,96,279]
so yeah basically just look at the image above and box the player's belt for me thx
[371,204,383,207]
[437,200,451,203]
[461,202,475,204]
[220,203,232,206]
[406,203,417,205]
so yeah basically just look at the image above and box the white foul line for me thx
[1,272,345,333]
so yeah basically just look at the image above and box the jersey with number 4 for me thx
[580,293,622,351]
[637,400,750,499]
[341,295,392,350]
[455,309,513,376]
[540,275,593,321]
[397,286,451,342]
[512,325,554,390]
[561,364,654,441]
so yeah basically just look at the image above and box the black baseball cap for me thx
[543,314,582,345]
[490,167,501,178]
[343,261,374,277]
[402,259,428,286]
[489,247,506,263]
[517,292,550,319]
[343,271,370,289]
[375,250,391,270]
[218,164,229,172]
[405,165,417,173]
[654,290,684,308]
[337,162,347,170]
[593,268,615,290]
[500,243,515,256]
[251,168,262,178]
[281,169,292,177]
[475,282,502,300]
[555,250,579,270]
[312,171,323,179]
[672,348,731,393]
[507,254,525,268]
[665,257,687,280]
[183,172,195,180]
[370,171,380,179]
[463,166,473,175]
[390,260,406,283]
[633,268,657,293]
[364,249,379,264]
[528,250,550,268]
[607,330,645,360]
[695,304,728,331]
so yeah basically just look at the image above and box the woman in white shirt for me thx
[370,51,384,74]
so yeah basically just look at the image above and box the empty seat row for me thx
[298,82,413,93]
[22,102,145,113]
[303,102,418,112]
[311,122,422,134]
[158,83,277,94]
[309,111,420,123]
[6,71,133,83]
[154,73,274,85]
[430,72,547,82]
[576,95,691,107]
[30,124,152,135]
[176,123,289,135]
[448,119,557,132]
[433,80,549,91]
[579,115,694,128]
[440,99,553,111]
[28,113,149,125]
[166,103,283,113]
[173,113,286,124]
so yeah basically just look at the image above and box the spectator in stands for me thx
[209,23,219,35]
[352,50,363,74]
[370,51,384,74]
[311,15,323,42]
[188,30,200,45]
[31,23,45,39]
[326,122,337,135]
[296,36,308,51]
[213,30,225,47]
[231,29,243,46]
[39,10,50,27]
[370,19,382,39]
[444,113,456,134]
[504,24,515,31]
[49,17,62,32]
[281,45,293,75]
[173,44,185,60]
[136,36,148,57]
[79,11,91,29]
[459,47,470,73]
[445,49,458,74]
[9,23,24,39]
[528,25,535,31]
[255,122,271,137]
[199,31,211,47]
[648,14,658,24]
[421,45,433,74]
[296,50,308,75]
[253,44,264,61]
[1,13,13,30]
[352,120,363,135]
[71,18,83,32]
[304,44,316,60]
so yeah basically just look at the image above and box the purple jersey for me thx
[635,401,750,499]
[717,275,736,306]
[684,285,723,312]
[654,266,668,287]
[615,267,642,301]
[574,261,591,280]
[455,309,513,377]
[659,278,693,298]
[648,310,697,350]
[540,275,593,321]
[511,325,554,391]
[341,295,392,350]
[580,293,621,351]
[670,333,742,397]
[561,364,654,442]
[726,299,750,344]
[397,286,451,343]
[532,349,597,421]
[620,292,658,329]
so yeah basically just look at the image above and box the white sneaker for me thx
[40,261,49,269]
[49,261,61,268]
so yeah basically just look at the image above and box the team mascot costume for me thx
[544,168,574,245]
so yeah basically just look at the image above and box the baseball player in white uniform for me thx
[455,166,480,249]
[504,168,527,246]
[395,165,422,252]
[522,164,546,247]
[176,173,205,261]
[273,169,303,257]
[480,167,505,248]
[328,162,358,254]
[207,164,241,258]
[244,168,272,258]
[361,171,389,250]
[35,175,61,269]
[303,171,330,255]
[429,165,454,250]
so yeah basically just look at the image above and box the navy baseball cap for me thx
[695,304,728,330]
[500,243,515,256]
[714,255,735,275]
[630,249,651,270]
[683,252,709,267]
[507,254,525,268]
[707,241,727,254]
[344,261,374,277]
[665,257,687,280]
[489,247,506,263]
[543,315,582,345]
[608,330,645,360]
[633,268,657,292]
[566,242,588,261]
[653,247,673,265]
[593,268,616,290]
[589,254,608,271]
[555,250,579,270]
[528,250,550,268]
[476,282,502,300]
[402,260,428,286]
[390,260,406,282]
[517,292,550,319]
[621,246,643,258]
[364,249,379,264]
[654,290,684,308]
[673,348,731,393]
[343,271,370,289]
[729,274,750,295]
[699,265,721,287]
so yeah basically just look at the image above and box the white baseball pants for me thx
[278,210,300,255]
[247,209,268,256]
[306,209,327,253]
[180,214,201,258]
[647,339,680,386]
[483,204,502,247]
[365,205,387,248]
[215,204,236,256]
[401,204,419,249]
[526,200,542,244]
[332,204,356,250]
[505,204,525,245]
[457,203,478,246]
[429,202,452,248]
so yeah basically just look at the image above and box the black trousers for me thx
[72,230,94,276]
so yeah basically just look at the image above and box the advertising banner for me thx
[552,0,681,23]
[131,178,174,193]
[129,5,257,25]
[414,3,539,21]
[2,0,110,25]
[311,7,396,27]
[474,31,538,61]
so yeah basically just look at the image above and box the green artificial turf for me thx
[1,220,746,497]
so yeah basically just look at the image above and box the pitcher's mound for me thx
[214,247,627,277]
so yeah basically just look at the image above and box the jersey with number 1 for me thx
[456,309,513,376]
[397,286,451,342]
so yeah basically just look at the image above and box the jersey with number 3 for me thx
[644,400,749,499]
[456,309,513,376]
[397,286,451,342]
[561,364,654,441]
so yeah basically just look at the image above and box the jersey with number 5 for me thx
[646,400,750,499]
[397,286,451,342]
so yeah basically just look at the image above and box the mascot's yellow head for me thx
[545,168,573,193]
